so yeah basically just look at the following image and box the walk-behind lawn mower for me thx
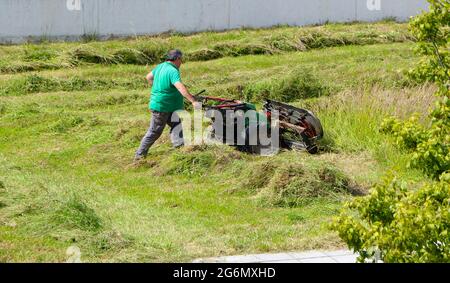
[194,91,324,154]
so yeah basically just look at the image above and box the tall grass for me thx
[304,85,437,154]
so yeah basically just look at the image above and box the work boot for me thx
[173,143,184,149]
[133,154,146,163]
[129,155,146,169]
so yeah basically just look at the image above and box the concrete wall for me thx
[0,0,429,44]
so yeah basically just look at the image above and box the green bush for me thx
[380,98,449,179]
[407,0,450,86]
[380,114,428,150]
[333,0,450,262]
[411,97,450,177]
[380,0,449,179]
[331,175,450,263]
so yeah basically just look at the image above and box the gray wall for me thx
[0,0,429,44]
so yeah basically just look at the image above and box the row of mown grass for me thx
[0,21,412,74]
[1,42,417,97]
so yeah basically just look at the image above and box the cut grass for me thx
[235,155,363,208]
[1,43,417,97]
[0,21,412,74]
[0,74,147,96]
[0,22,436,262]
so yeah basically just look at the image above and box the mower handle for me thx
[195,90,206,96]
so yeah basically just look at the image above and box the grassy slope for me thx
[0,22,435,262]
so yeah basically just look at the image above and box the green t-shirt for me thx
[149,62,184,112]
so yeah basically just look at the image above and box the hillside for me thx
[0,21,436,262]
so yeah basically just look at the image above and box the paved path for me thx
[193,249,358,263]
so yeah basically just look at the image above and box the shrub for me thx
[380,95,449,180]
[380,115,428,150]
[331,175,450,263]
[380,0,449,179]
[333,0,450,262]
[407,0,450,86]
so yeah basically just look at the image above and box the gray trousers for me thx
[135,111,184,157]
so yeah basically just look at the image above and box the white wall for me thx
[0,0,429,43]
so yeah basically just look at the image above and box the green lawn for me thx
[0,22,435,262]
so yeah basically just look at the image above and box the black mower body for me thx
[195,94,324,154]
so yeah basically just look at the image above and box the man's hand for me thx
[192,101,202,110]
[174,82,198,106]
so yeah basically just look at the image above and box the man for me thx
[135,49,199,161]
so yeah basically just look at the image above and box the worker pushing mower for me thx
[135,49,323,161]
[134,49,199,161]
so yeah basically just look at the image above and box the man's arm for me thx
[146,71,154,86]
[174,82,200,108]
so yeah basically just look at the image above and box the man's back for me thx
[150,61,183,112]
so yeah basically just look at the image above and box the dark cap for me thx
[166,49,183,61]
